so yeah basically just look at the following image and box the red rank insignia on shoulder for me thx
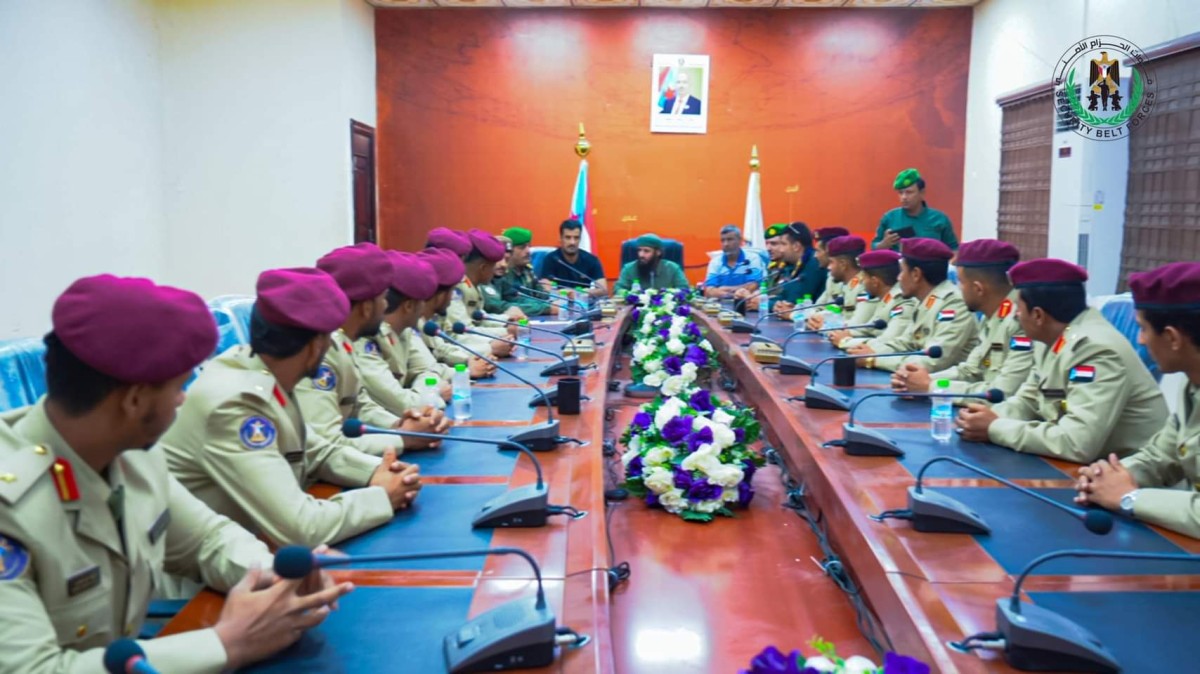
[883,293,892,303]
[998,299,1013,319]
[1052,334,1067,354]
[273,385,287,407]
[342,341,354,355]
[50,459,80,503]
[925,295,937,309]
[849,277,861,289]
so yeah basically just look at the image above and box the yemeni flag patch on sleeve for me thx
[857,292,871,302]
[1009,336,1032,351]
[889,305,905,318]
[937,309,957,322]
[1069,365,1096,382]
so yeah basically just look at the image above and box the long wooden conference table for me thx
[162,306,1200,673]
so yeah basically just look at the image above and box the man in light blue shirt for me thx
[703,225,765,299]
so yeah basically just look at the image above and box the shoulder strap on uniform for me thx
[0,425,55,506]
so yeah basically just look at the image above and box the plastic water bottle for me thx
[631,280,642,295]
[556,290,568,321]
[452,287,464,305]
[451,363,472,421]
[824,305,844,330]
[931,378,953,443]
[516,319,531,360]
[417,375,444,410]
[797,294,814,322]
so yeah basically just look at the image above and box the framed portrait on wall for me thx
[651,54,710,135]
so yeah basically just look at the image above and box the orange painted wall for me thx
[376,8,972,282]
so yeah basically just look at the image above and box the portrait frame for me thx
[651,54,710,135]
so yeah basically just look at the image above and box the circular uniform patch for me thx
[363,341,379,355]
[0,535,30,581]
[239,416,277,450]
[312,365,337,391]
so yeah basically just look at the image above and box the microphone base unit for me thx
[907,486,991,535]
[444,600,557,673]
[472,484,550,528]
[507,421,563,452]
[778,355,816,375]
[624,382,660,399]
[995,599,1119,673]
[528,385,560,408]
[802,382,851,411]
[561,320,593,336]
[729,319,758,334]
[841,423,906,457]
[539,357,580,377]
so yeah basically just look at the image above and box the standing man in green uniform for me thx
[613,234,689,293]
[957,259,1168,463]
[770,222,828,321]
[1075,262,1200,538]
[161,267,423,548]
[892,239,1032,400]
[1,275,349,672]
[494,227,551,316]
[872,168,958,251]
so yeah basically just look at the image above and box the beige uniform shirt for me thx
[1122,384,1200,538]
[355,323,425,415]
[444,281,507,344]
[421,325,471,367]
[1,405,272,674]
[989,308,1168,463]
[160,347,393,547]
[815,274,845,306]
[414,325,461,377]
[871,279,979,373]
[932,291,1033,399]
[294,330,402,456]
[840,284,914,345]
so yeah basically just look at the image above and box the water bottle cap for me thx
[829,306,842,314]
[424,376,438,386]
[936,379,950,388]
[803,294,813,301]
[518,319,529,325]
[455,363,467,372]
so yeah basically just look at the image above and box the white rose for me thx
[668,324,684,340]
[693,499,723,514]
[643,371,666,387]
[632,343,654,361]
[680,362,698,378]
[710,423,736,450]
[681,448,720,473]
[700,341,714,352]
[722,486,740,502]
[640,323,653,336]
[644,446,675,466]
[654,397,685,429]
[712,409,734,426]
[644,358,662,373]
[661,375,686,398]
[666,338,685,354]
[803,656,838,673]
[643,466,673,493]
[844,656,879,674]
[621,441,641,465]
[707,465,745,488]
[657,488,686,513]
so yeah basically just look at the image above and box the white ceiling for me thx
[369,0,980,9]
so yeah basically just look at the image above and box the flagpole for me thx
[572,123,594,253]
[743,145,765,252]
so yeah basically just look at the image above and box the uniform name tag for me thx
[284,451,304,464]
[148,509,171,545]
[1040,388,1066,398]
[67,566,101,597]
[989,342,1004,352]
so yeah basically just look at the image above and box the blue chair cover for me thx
[207,295,255,343]
[620,238,684,267]
[529,246,555,278]
[1099,294,1160,381]
[0,338,47,412]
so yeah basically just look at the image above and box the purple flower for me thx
[645,491,660,508]
[661,415,694,445]
[742,458,758,481]
[626,455,644,478]
[631,308,641,323]
[686,426,714,453]
[625,294,642,306]
[737,480,756,507]
[740,646,808,674]
[685,322,703,339]
[687,478,723,502]
[672,465,694,490]
[650,294,664,307]
[674,305,691,317]
[734,427,746,443]
[883,653,931,674]
[657,328,671,341]
[686,348,710,371]
[674,289,689,303]
[662,355,683,376]
[632,412,653,429]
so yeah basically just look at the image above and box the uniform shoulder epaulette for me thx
[0,434,55,506]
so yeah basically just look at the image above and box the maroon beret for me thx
[468,229,506,262]
[956,239,1021,268]
[419,248,466,288]
[815,227,850,243]
[901,237,954,262]
[858,249,902,270]
[52,275,217,384]
[1008,258,1089,288]
[387,251,438,301]
[1129,262,1200,310]
[427,227,472,257]
[826,235,866,258]
[316,243,391,302]
[256,267,349,332]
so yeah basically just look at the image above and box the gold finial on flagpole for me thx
[575,123,591,158]
[749,145,760,171]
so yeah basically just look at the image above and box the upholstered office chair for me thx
[619,238,684,267]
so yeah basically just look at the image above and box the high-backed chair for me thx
[530,246,556,278]
[620,238,684,268]
[1097,293,1159,381]
[207,295,256,343]
[0,338,47,412]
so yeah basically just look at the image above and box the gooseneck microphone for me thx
[773,319,892,376]
[870,455,1114,536]
[452,323,572,409]
[273,545,559,673]
[785,346,944,409]
[986,549,1200,673]
[514,289,599,328]
[423,321,562,451]
[471,309,590,376]
[103,639,159,674]
[824,387,1005,457]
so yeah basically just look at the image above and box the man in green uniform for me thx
[958,258,1168,463]
[732,223,789,311]
[806,235,865,330]
[769,222,827,321]
[828,249,915,349]
[847,238,978,372]
[161,267,423,548]
[1075,262,1200,538]
[892,239,1032,400]
[613,233,689,293]
[1,275,348,672]
[872,168,958,251]
[493,227,551,316]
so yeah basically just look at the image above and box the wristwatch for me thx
[1119,489,1140,516]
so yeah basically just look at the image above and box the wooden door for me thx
[351,120,377,244]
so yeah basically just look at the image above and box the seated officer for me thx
[1,275,348,672]
[892,239,1031,400]
[847,238,978,372]
[415,248,497,380]
[769,223,828,321]
[161,268,422,547]
[493,227,551,316]
[702,224,764,299]
[614,233,689,293]
[806,235,866,331]
[357,252,450,415]
[733,223,788,311]
[438,230,518,354]
[958,259,1168,462]
[812,226,850,306]
[296,244,447,457]
[481,236,513,316]
[828,249,915,348]
[1075,262,1200,537]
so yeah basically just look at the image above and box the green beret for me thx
[502,227,532,247]
[636,233,663,249]
[893,168,922,190]
[765,223,788,239]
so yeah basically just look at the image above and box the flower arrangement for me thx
[741,639,929,674]
[627,289,718,394]
[621,387,764,522]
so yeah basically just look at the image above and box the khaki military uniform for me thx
[1,406,273,673]
[1122,384,1200,538]
[444,281,507,348]
[815,274,844,307]
[869,279,979,373]
[839,284,914,346]
[989,308,1168,463]
[294,330,402,456]
[160,347,393,547]
[421,323,471,367]
[413,324,461,378]
[931,291,1033,400]
[355,323,434,415]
